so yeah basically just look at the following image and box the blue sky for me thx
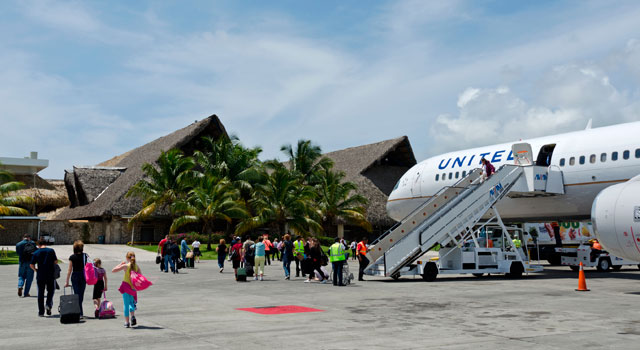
[1,0,640,179]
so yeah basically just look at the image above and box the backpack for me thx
[22,242,37,262]
[130,270,152,291]
[98,292,116,319]
[84,254,98,285]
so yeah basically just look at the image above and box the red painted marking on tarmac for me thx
[236,305,324,315]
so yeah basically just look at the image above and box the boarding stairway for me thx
[365,159,564,278]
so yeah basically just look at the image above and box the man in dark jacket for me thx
[163,239,174,273]
[30,239,58,317]
[16,234,36,297]
[170,241,181,274]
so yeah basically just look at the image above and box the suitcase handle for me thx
[63,285,73,295]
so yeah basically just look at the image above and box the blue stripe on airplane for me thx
[438,150,514,170]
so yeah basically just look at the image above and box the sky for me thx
[1,0,640,179]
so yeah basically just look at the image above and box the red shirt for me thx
[159,238,167,255]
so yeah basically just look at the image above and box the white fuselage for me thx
[387,121,640,222]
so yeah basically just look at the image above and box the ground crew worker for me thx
[329,238,346,286]
[512,236,522,249]
[591,239,603,262]
[357,237,369,281]
[294,236,305,277]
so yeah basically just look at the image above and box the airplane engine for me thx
[591,175,640,261]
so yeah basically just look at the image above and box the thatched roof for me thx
[10,175,70,213]
[55,115,227,220]
[322,136,416,226]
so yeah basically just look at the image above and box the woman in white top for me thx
[192,240,202,263]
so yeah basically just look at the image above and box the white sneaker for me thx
[260,276,264,281]
[321,279,328,284]
[254,276,258,281]
[304,279,310,283]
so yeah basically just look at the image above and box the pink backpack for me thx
[98,291,116,319]
[130,270,152,291]
[84,255,98,285]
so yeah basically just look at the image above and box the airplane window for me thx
[455,171,459,179]
[435,174,439,181]
[448,173,453,180]
[601,153,606,162]
[624,150,630,159]
[443,173,446,180]
[636,149,640,158]
[590,154,596,164]
[569,157,575,166]
[559,158,565,167]
[579,156,585,165]
[462,170,467,177]
[612,152,618,161]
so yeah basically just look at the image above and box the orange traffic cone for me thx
[575,262,590,292]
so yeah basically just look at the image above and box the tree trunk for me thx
[205,223,213,251]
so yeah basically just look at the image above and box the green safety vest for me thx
[512,239,522,248]
[329,243,346,263]
[294,241,305,254]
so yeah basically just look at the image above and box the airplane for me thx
[386,121,640,261]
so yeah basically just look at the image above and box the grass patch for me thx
[0,250,19,265]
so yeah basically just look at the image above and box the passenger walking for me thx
[282,234,294,280]
[112,252,140,328]
[65,240,87,317]
[158,235,169,272]
[294,236,305,277]
[30,239,58,317]
[231,239,243,279]
[92,258,107,318]
[357,237,369,281]
[252,237,266,281]
[273,238,281,261]
[329,238,347,286]
[481,158,495,179]
[263,234,272,266]
[350,240,357,260]
[162,237,173,273]
[170,240,181,274]
[180,238,190,262]
[192,239,202,263]
[216,239,227,273]
[306,238,328,283]
[243,236,255,268]
[16,234,36,297]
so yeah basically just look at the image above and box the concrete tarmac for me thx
[3,249,640,349]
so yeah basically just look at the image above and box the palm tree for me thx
[193,135,264,198]
[126,149,195,225]
[237,162,322,237]
[281,139,333,185]
[315,165,372,236]
[170,175,248,250]
[0,168,34,229]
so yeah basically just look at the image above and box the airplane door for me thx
[411,163,423,196]
[512,143,534,166]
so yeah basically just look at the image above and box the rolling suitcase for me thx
[59,286,81,323]
[341,262,353,286]
[245,265,254,277]
[236,268,247,282]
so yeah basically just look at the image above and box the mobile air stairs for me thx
[364,143,565,281]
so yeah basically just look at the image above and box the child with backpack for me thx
[92,258,108,318]
[112,252,141,328]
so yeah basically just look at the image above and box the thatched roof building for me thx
[55,115,227,221]
[322,136,416,230]
[10,175,70,214]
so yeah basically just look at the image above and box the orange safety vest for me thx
[357,242,367,255]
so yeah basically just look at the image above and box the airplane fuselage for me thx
[387,122,640,223]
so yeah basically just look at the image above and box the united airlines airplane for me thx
[386,121,640,261]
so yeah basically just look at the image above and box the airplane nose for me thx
[386,193,404,222]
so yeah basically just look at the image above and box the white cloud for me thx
[430,61,640,153]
